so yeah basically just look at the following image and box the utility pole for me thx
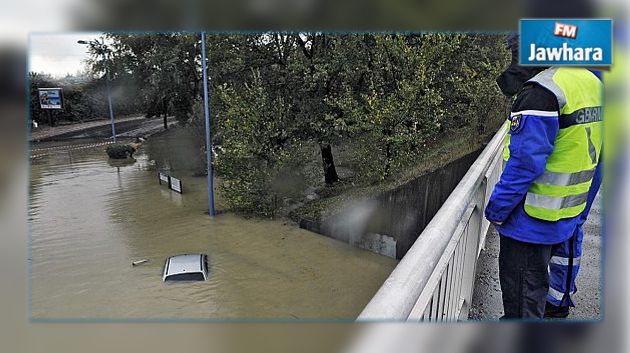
[78,38,117,143]
[201,31,215,216]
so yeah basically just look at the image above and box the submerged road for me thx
[29,129,397,320]
[30,116,176,142]
[469,191,602,320]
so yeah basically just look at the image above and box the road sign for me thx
[169,177,183,193]
[38,88,63,110]
[158,172,183,194]
[158,172,170,185]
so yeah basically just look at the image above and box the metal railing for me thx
[357,126,506,322]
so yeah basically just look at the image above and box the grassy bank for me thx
[289,126,500,223]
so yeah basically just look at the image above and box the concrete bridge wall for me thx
[300,150,481,259]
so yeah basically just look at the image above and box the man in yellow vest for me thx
[485,34,603,319]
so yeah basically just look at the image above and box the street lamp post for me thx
[78,38,117,143]
[201,31,215,216]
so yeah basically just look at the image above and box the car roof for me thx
[164,254,205,277]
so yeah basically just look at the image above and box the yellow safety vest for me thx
[503,67,603,221]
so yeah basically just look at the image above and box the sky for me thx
[0,0,81,45]
[29,32,102,78]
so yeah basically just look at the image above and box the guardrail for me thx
[357,126,506,322]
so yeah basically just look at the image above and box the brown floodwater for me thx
[29,130,397,320]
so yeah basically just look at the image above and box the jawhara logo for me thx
[520,19,612,66]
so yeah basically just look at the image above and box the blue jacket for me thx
[485,83,583,244]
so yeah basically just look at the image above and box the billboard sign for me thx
[38,88,63,110]
[520,19,613,66]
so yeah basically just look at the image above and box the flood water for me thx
[29,129,397,320]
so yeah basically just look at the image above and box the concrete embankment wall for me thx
[299,150,481,259]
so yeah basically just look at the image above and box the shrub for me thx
[106,143,136,159]
[214,75,317,217]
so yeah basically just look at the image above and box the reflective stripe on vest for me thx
[525,192,588,210]
[534,168,596,186]
[504,67,603,222]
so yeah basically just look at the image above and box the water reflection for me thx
[29,131,397,320]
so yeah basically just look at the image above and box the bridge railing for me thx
[357,126,506,322]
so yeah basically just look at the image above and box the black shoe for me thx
[544,302,570,319]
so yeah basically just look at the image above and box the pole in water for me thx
[201,31,215,216]
[103,40,117,143]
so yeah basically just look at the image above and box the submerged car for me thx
[162,254,209,282]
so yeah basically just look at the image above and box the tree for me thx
[289,33,358,185]
[80,32,509,218]
[334,33,508,182]
[332,34,441,181]
[214,70,314,216]
[29,71,142,126]
[89,33,202,128]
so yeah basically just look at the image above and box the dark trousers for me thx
[499,234,553,319]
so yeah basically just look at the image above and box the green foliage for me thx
[206,33,509,215]
[99,33,201,124]
[186,98,207,151]
[333,34,509,183]
[29,71,144,125]
[106,143,136,159]
[50,32,509,218]
[215,71,316,217]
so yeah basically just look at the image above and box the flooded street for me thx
[29,129,397,320]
